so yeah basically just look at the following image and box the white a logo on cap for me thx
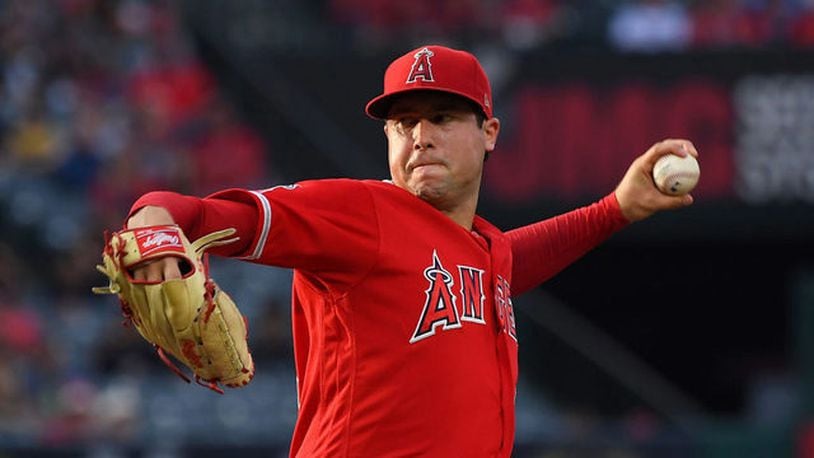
[406,48,434,83]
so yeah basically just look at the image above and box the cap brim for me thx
[365,86,488,120]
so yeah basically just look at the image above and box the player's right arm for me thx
[123,180,380,290]
[124,190,260,283]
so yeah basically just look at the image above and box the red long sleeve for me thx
[130,191,202,231]
[507,193,629,296]
[128,190,259,257]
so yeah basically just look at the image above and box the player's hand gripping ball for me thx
[93,225,255,393]
[652,154,700,196]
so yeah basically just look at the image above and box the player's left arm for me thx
[506,193,628,296]
[508,138,699,296]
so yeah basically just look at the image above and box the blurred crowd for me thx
[0,0,810,452]
[327,0,814,52]
[0,0,286,450]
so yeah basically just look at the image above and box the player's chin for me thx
[412,182,451,205]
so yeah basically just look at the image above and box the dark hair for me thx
[468,100,491,162]
[460,99,487,127]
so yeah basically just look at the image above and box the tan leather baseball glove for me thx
[92,225,254,393]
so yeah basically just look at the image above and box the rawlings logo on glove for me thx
[93,225,255,393]
[138,228,183,254]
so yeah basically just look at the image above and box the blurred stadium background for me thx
[1,0,814,456]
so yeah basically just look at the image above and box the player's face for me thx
[384,92,500,213]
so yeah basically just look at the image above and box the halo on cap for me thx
[365,45,493,120]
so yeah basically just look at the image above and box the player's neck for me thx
[438,193,479,231]
[444,209,475,231]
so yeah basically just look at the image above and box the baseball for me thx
[652,154,700,196]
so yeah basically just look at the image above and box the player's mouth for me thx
[408,161,444,172]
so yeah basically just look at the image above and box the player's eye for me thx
[397,118,419,131]
[431,113,452,124]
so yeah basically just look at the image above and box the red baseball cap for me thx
[365,45,493,120]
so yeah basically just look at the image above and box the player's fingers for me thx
[132,266,146,282]
[684,140,699,158]
[144,261,165,283]
[132,257,182,282]
[642,139,696,171]
[649,139,694,158]
[131,260,162,282]
[670,193,694,207]
[655,192,694,211]
[162,258,183,280]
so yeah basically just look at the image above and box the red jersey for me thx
[131,178,628,457]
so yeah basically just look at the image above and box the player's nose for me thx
[412,118,435,150]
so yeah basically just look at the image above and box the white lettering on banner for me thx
[734,75,814,203]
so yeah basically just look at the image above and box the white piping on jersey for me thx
[243,190,271,260]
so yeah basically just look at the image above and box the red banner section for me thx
[484,79,733,204]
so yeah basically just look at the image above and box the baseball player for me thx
[123,45,697,456]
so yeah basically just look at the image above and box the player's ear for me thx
[384,121,397,139]
[483,117,500,152]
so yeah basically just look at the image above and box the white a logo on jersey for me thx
[410,250,488,343]
[410,250,460,343]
